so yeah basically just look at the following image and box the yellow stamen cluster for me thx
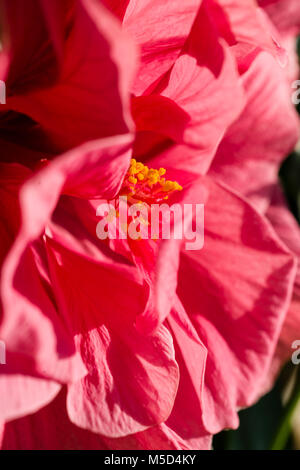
[124,159,182,200]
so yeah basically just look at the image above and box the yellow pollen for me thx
[140,166,149,177]
[122,159,182,202]
[148,175,159,185]
[162,180,175,192]
[128,176,137,185]
[135,162,144,172]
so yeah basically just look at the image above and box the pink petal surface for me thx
[67,325,179,437]
[121,0,202,95]
[0,375,61,422]
[0,136,133,386]
[1,388,211,450]
[133,2,244,176]
[2,0,137,150]
[42,197,180,436]
[0,422,4,447]
[210,51,299,213]
[177,179,297,433]
[104,423,212,451]
[0,162,85,387]
[134,179,208,332]
[264,186,300,386]
[103,0,130,20]
[165,300,210,449]
[212,0,287,64]
[259,0,300,36]
[0,0,72,92]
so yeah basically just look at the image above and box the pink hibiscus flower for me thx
[0,0,298,450]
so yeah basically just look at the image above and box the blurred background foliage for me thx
[213,38,300,451]
[213,365,300,450]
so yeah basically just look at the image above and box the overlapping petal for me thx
[1,0,137,151]
[0,375,61,423]
[67,325,179,437]
[0,0,299,452]
[0,136,134,426]
[118,0,202,95]
[133,2,245,176]
[177,179,297,432]
[1,388,211,450]
[259,0,300,37]
[211,0,287,65]
[210,51,299,213]
[0,0,72,91]
[264,186,300,386]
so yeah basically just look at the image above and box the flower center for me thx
[120,159,182,204]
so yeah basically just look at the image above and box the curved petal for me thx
[133,2,244,176]
[211,0,286,64]
[3,0,137,150]
[134,178,208,332]
[264,185,300,385]
[0,162,85,384]
[44,199,148,334]
[1,388,107,450]
[210,51,299,213]
[104,423,212,450]
[0,0,72,92]
[1,388,210,450]
[67,325,179,437]
[177,179,297,433]
[121,0,201,95]
[259,0,300,37]
[165,299,210,450]
[0,374,61,422]
[1,136,132,386]
[37,196,179,437]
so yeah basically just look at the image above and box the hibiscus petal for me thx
[0,374,61,422]
[4,0,137,150]
[259,0,300,37]
[177,179,297,433]
[1,135,132,388]
[165,300,210,449]
[210,51,299,213]
[103,0,130,20]
[67,325,179,437]
[38,196,178,436]
[134,179,208,333]
[0,422,4,447]
[0,162,86,384]
[1,388,107,450]
[0,0,72,93]
[264,185,300,386]
[44,202,148,333]
[134,3,244,175]
[120,0,201,95]
[104,422,212,450]
[0,163,31,264]
[1,243,87,383]
[1,387,210,449]
[211,0,287,64]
